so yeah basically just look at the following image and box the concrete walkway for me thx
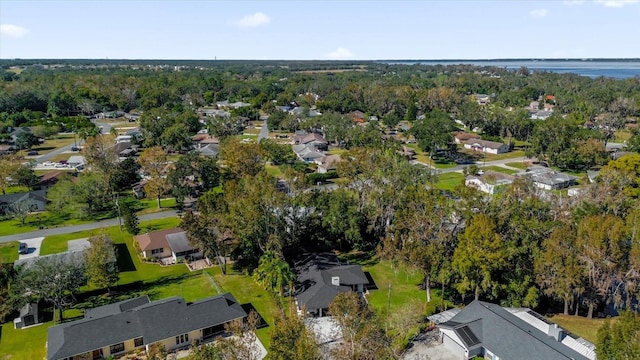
[0,210,178,244]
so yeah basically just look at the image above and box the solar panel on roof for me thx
[526,310,554,324]
[457,325,481,346]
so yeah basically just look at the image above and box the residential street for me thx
[257,119,269,141]
[0,210,178,244]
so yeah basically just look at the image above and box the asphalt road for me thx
[257,119,269,141]
[0,210,179,243]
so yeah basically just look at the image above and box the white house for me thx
[465,171,514,195]
[464,139,509,154]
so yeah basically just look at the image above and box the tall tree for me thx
[267,311,321,360]
[597,311,640,360]
[219,139,266,179]
[253,248,295,299]
[452,214,506,301]
[121,201,140,235]
[84,234,119,294]
[138,146,170,208]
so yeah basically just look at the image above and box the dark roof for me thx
[35,171,64,187]
[165,232,194,254]
[0,190,47,206]
[14,249,84,269]
[439,301,590,360]
[134,228,183,251]
[47,293,247,360]
[294,253,369,310]
[85,296,151,319]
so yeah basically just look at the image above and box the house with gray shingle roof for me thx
[294,253,370,317]
[46,293,247,360]
[436,300,594,360]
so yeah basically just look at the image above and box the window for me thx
[175,333,189,345]
[110,342,125,354]
[134,337,143,347]
[151,248,164,255]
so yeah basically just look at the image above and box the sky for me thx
[1,0,640,60]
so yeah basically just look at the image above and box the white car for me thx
[42,161,55,167]
[54,163,68,168]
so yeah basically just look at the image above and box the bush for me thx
[306,171,338,185]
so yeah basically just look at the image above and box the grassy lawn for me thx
[0,242,19,263]
[265,163,284,178]
[206,267,280,350]
[481,166,519,175]
[435,172,465,191]
[547,314,614,344]
[1,185,29,195]
[0,211,91,237]
[505,162,529,170]
[32,134,77,155]
[327,148,347,155]
[134,197,177,215]
[433,162,458,169]
[482,150,526,161]
[1,314,52,360]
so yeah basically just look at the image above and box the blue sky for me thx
[1,0,639,60]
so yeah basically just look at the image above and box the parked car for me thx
[27,150,39,156]
[71,146,80,151]
[18,242,28,254]
[42,161,55,167]
[54,163,68,168]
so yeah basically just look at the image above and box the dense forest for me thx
[1,60,639,357]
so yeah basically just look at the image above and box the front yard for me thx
[434,172,465,191]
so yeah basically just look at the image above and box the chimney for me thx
[549,324,565,341]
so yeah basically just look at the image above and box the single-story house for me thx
[294,132,328,149]
[198,143,219,157]
[520,166,578,190]
[465,171,514,195]
[399,145,416,160]
[294,253,370,317]
[315,154,342,173]
[115,135,132,144]
[199,108,230,118]
[293,144,325,163]
[531,109,554,120]
[46,293,247,360]
[454,132,481,144]
[67,155,85,168]
[33,171,65,191]
[432,300,594,360]
[134,228,200,262]
[475,94,490,105]
[14,302,40,329]
[0,190,47,214]
[464,139,509,155]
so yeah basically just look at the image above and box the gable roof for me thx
[36,170,64,187]
[295,253,369,310]
[134,228,183,251]
[0,190,47,206]
[439,301,590,360]
[465,139,506,150]
[165,232,195,254]
[47,293,247,360]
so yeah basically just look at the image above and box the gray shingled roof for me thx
[438,301,590,360]
[47,293,247,360]
[295,253,369,311]
[165,232,194,254]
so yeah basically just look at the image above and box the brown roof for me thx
[36,170,64,185]
[192,133,209,142]
[134,228,183,251]
[465,139,506,150]
[455,132,481,141]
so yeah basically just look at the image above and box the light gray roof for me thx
[67,155,85,164]
[198,143,219,157]
[165,232,194,254]
[295,253,369,311]
[47,293,247,360]
[14,250,84,269]
[439,301,590,360]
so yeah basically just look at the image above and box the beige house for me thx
[464,139,509,155]
[134,228,200,262]
[47,294,247,360]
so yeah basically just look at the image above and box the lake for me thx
[380,60,640,79]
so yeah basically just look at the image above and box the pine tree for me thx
[122,202,140,235]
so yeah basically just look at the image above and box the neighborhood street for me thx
[0,210,179,244]
[257,119,269,141]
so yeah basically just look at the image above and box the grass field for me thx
[0,242,19,263]
[481,166,519,175]
[0,212,90,237]
[482,150,527,161]
[547,314,613,344]
[32,134,77,155]
[265,163,285,178]
[504,162,529,170]
[435,172,465,191]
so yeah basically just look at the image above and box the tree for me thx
[0,154,21,194]
[14,163,39,190]
[452,214,506,301]
[180,210,230,274]
[219,139,266,178]
[8,199,35,225]
[410,110,454,155]
[167,152,220,209]
[14,256,86,321]
[253,249,295,299]
[260,139,296,165]
[207,116,245,139]
[84,234,119,294]
[138,146,170,208]
[15,131,40,150]
[121,201,140,235]
[597,311,640,359]
[329,292,393,360]
[267,311,321,360]
[112,157,141,192]
[82,134,119,194]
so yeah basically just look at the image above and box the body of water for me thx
[381,60,640,79]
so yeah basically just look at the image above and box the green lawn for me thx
[1,314,52,360]
[0,212,91,237]
[1,185,29,195]
[0,242,19,263]
[547,314,614,344]
[435,172,465,191]
[134,197,177,215]
[481,166,519,175]
[504,162,529,170]
[482,150,526,161]
[265,163,284,178]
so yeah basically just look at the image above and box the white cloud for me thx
[595,0,640,7]
[325,47,355,60]
[529,8,549,17]
[0,24,29,38]
[563,0,585,5]
[234,12,270,27]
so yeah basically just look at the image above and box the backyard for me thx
[435,172,465,191]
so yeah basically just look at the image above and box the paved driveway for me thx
[17,237,45,260]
